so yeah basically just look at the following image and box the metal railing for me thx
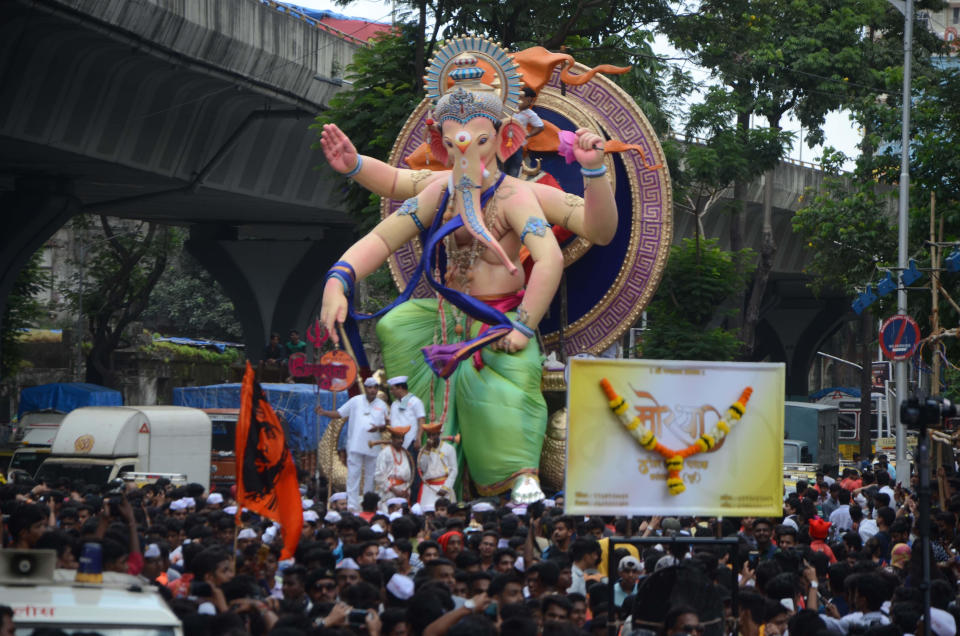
[670,132,844,173]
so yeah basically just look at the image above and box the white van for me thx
[6,412,64,481]
[36,406,212,489]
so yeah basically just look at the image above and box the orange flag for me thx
[235,361,302,559]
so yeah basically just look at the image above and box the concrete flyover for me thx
[671,159,894,396]
[0,0,376,358]
[0,0,873,393]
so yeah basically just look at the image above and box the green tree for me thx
[792,152,898,297]
[785,0,949,449]
[642,238,755,360]
[1,251,49,376]
[312,25,421,230]
[62,216,175,388]
[445,0,668,50]
[664,0,892,355]
[793,153,902,453]
[676,86,787,257]
[792,7,955,420]
[865,62,960,392]
[141,237,242,342]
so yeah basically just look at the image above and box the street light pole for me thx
[894,0,913,490]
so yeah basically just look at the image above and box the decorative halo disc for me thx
[381,63,673,357]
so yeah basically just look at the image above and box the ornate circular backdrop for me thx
[381,63,672,356]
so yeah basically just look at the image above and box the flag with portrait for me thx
[235,361,302,559]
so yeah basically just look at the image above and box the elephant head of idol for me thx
[425,56,526,275]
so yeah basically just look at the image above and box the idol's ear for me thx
[428,125,450,167]
[497,121,527,161]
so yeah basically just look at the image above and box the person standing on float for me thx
[374,426,414,509]
[418,422,458,509]
[316,377,388,512]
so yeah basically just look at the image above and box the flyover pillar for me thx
[186,225,355,359]
[0,178,79,374]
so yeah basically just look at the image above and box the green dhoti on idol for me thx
[319,38,665,502]
[377,298,547,497]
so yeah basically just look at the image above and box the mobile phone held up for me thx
[349,609,368,625]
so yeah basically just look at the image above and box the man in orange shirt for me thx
[808,518,837,563]
[839,468,862,491]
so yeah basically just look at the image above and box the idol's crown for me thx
[423,37,523,125]
[433,87,504,126]
[432,55,503,126]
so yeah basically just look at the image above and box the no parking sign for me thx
[879,314,921,361]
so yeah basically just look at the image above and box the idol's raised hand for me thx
[320,124,359,175]
[572,128,605,168]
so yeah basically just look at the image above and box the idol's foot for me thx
[511,474,544,504]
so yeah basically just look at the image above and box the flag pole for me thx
[233,361,250,572]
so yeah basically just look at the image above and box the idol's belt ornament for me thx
[599,379,753,496]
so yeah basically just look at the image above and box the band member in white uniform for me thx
[417,422,458,509]
[374,425,414,510]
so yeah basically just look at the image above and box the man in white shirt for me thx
[317,377,388,512]
[418,422,458,509]
[567,537,603,595]
[388,376,426,451]
[820,572,890,634]
[389,375,427,497]
[876,470,897,509]
[829,488,854,538]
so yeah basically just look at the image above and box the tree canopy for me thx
[61,216,174,388]
[312,23,421,230]
[642,238,755,360]
[1,251,49,376]
[141,235,242,342]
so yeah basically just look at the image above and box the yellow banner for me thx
[566,358,785,516]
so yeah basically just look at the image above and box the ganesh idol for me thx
[319,39,618,503]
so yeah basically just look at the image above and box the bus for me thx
[812,387,896,459]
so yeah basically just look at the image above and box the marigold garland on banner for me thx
[599,379,753,495]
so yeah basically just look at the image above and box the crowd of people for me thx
[3,455,960,636]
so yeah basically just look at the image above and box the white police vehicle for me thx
[1,549,182,636]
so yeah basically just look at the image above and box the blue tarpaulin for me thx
[173,383,349,451]
[18,382,123,418]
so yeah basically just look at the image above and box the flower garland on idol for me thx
[599,379,753,496]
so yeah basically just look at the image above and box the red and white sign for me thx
[879,314,921,361]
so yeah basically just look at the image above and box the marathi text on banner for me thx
[565,358,785,517]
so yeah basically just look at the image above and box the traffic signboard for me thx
[879,315,921,361]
